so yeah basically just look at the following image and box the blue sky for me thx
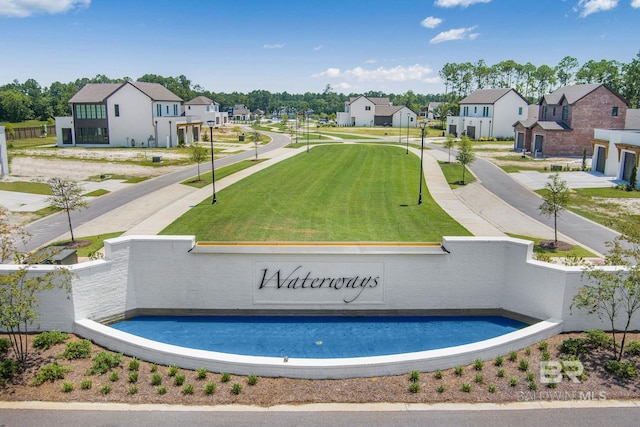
[1,0,639,95]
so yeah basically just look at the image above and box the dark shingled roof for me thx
[375,105,403,116]
[184,96,214,105]
[542,83,603,105]
[69,81,182,104]
[460,88,515,104]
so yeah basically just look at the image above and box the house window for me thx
[483,106,489,117]
[518,107,523,115]
[612,106,619,116]
[463,106,469,116]
[173,104,178,116]
[552,107,556,116]
[114,104,120,117]
[74,104,106,120]
[365,106,371,111]
[166,105,169,115]
[156,104,162,117]
[474,106,477,114]
[562,105,569,121]
[541,105,547,119]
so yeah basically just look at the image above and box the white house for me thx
[55,81,185,148]
[591,128,640,186]
[336,96,417,127]
[447,88,528,139]
[184,96,229,128]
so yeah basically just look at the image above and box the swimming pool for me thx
[109,315,527,358]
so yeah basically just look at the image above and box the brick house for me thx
[514,83,628,157]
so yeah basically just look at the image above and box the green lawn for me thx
[438,161,476,188]
[161,144,470,242]
[50,232,124,257]
[0,181,52,195]
[507,233,597,258]
[182,159,267,188]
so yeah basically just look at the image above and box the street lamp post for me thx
[406,113,410,150]
[206,120,217,204]
[418,121,426,205]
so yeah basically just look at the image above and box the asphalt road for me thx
[20,130,290,252]
[428,143,620,256]
[1,406,639,426]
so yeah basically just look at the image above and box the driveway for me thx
[510,170,622,190]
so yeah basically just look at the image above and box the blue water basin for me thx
[109,315,527,359]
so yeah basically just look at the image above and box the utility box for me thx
[152,156,162,163]
[239,133,245,142]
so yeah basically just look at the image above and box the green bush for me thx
[100,384,111,395]
[538,341,548,352]
[558,338,587,357]
[0,359,19,384]
[509,376,519,387]
[494,356,504,367]
[173,373,185,386]
[204,381,216,395]
[454,366,464,376]
[0,337,11,356]
[88,352,122,375]
[508,351,518,362]
[541,350,551,361]
[497,368,505,378]
[437,384,445,393]
[409,371,420,382]
[474,374,484,384]
[108,371,119,382]
[221,372,230,382]
[60,340,92,360]
[408,382,420,393]
[33,331,69,350]
[519,359,529,372]
[585,330,613,348]
[156,385,167,395]
[525,348,531,356]
[528,381,537,391]
[150,363,158,373]
[526,372,535,382]
[128,386,138,395]
[128,371,138,383]
[434,370,443,379]
[488,384,496,393]
[247,374,258,386]
[168,365,178,377]
[625,341,640,356]
[461,383,471,392]
[231,382,242,395]
[605,360,638,379]
[128,358,140,372]
[473,358,484,371]
[80,379,92,390]
[182,384,194,395]
[61,381,74,393]
[32,362,71,385]
[196,367,207,379]
[151,373,162,386]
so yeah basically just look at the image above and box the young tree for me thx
[47,178,88,243]
[250,131,261,160]
[0,207,73,365]
[538,172,570,246]
[455,135,476,184]
[573,222,640,361]
[189,143,207,181]
[444,133,456,163]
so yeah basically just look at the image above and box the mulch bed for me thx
[1,332,639,406]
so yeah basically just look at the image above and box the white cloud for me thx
[0,0,90,17]
[576,0,619,17]
[312,64,435,84]
[263,43,285,49]
[631,0,640,7]
[434,0,491,7]
[429,26,479,44]
[364,59,377,64]
[313,45,323,51]
[421,16,442,29]
[333,82,354,91]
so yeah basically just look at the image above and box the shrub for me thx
[509,377,519,387]
[434,370,443,379]
[538,341,548,352]
[585,330,613,348]
[61,381,74,393]
[497,368,505,378]
[33,331,68,350]
[151,373,162,386]
[454,366,464,376]
[508,351,518,362]
[461,383,471,392]
[0,359,19,384]
[204,381,216,395]
[196,367,207,379]
[182,384,194,395]
[408,382,420,393]
[156,386,167,395]
[625,341,640,356]
[528,381,537,391]
[409,371,420,382]
[128,371,138,384]
[32,362,71,385]
[488,384,496,393]
[247,374,258,386]
[88,352,122,375]
[231,382,242,395]
[128,386,138,395]
[541,350,551,361]
[100,384,111,395]
[437,384,445,393]
[128,358,140,372]
[474,374,484,384]
[558,338,587,357]
[605,360,638,379]
[80,379,92,390]
[547,381,557,389]
[0,337,12,355]
[150,364,158,373]
[526,372,535,382]
[519,359,529,372]
[221,372,230,382]
[60,340,92,360]
[168,365,178,377]
[173,374,185,386]
[108,371,119,382]
[525,348,531,356]
[473,358,484,371]
[494,356,504,367]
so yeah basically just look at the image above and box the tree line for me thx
[1,52,638,124]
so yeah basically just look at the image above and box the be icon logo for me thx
[540,360,583,384]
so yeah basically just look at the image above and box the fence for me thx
[4,124,56,140]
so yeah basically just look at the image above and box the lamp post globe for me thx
[206,120,217,204]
